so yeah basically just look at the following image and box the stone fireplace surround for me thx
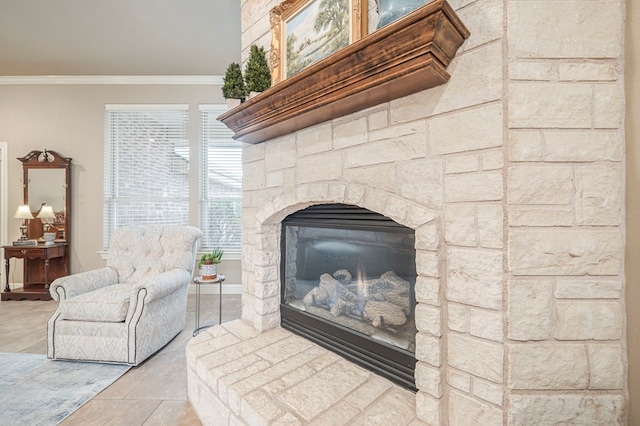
[186,0,627,424]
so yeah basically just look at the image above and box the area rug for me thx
[0,352,130,425]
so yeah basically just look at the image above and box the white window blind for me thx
[104,105,190,249]
[199,105,242,254]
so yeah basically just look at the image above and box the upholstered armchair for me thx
[47,225,202,365]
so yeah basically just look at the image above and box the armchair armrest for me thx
[132,269,192,303]
[49,267,119,301]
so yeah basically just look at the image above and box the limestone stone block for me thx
[482,150,503,171]
[370,121,425,143]
[508,280,553,341]
[447,369,471,393]
[508,343,588,390]
[447,248,503,310]
[508,131,543,162]
[333,117,367,149]
[555,301,622,340]
[415,332,441,367]
[558,63,618,81]
[265,137,297,171]
[446,154,478,174]
[448,303,468,333]
[544,130,623,162]
[555,280,622,299]
[508,229,622,276]
[594,83,623,128]
[473,378,503,406]
[295,151,342,184]
[241,389,284,424]
[508,165,573,205]
[266,170,284,188]
[244,160,266,191]
[415,277,440,306]
[449,390,503,426]
[344,184,366,205]
[343,163,395,193]
[445,204,476,247]
[344,133,426,169]
[430,103,503,155]
[575,164,622,225]
[469,308,503,343]
[240,0,267,30]
[508,61,554,81]
[416,391,441,426]
[416,250,440,278]
[508,83,592,128]
[415,222,440,251]
[508,207,574,227]
[396,158,443,208]
[508,394,625,425]
[296,122,332,157]
[508,1,623,59]
[343,376,392,410]
[243,142,265,163]
[415,362,442,398]
[448,333,503,383]
[457,0,502,51]
[445,171,503,202]
[478,204,503,249]
[367,108,388,131]
[588,344,624,389]
[415,304,442,337]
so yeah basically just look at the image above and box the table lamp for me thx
[14,204,34,241]
[36,204,56,232]
[37,204,57,245]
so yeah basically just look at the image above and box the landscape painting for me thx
[284,0,350,78]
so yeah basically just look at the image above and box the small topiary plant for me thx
[222,62,247,100]
[244,45,272,93]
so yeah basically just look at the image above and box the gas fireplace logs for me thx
[302,269,411,328]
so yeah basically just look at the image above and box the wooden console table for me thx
[2,243,68,301]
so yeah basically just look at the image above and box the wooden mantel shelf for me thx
[219,0,470,144]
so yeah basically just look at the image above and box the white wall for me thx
[0,82,242,286]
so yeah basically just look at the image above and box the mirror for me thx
[28,169,66,212]
[19,149,71,243]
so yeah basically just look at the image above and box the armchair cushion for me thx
[59,284,132,322]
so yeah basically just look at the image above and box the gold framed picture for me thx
[269,0,367,84]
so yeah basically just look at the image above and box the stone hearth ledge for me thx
[186,319,426,425]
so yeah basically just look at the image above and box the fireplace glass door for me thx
[281,204,417,390]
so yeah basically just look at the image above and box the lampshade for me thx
[36,205,56,220]
[14,205,34,220]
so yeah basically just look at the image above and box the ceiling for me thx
[0,0,242,76]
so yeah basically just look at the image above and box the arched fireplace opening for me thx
[280,204,417,391]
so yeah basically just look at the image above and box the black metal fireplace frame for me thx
[280,204,417,391]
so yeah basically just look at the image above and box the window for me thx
[199,105,242,254]
[104,105,190,249]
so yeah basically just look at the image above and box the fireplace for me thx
[280,204,417,391]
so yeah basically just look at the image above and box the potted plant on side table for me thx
[199,248,224,280]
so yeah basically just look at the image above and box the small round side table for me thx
[192,274,225,336]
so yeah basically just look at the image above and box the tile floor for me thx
[0,293,242,425]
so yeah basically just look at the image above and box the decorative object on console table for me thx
[198,248,223,280]
[36,204,57,246]
[244,44,271,98]
[222,62,247,108]
[13,204,34,243]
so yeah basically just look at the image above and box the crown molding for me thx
[0,75,224,85]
